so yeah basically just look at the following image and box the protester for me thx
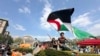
[34,38,39,47]
[1,44,6,56]
[51,38,58,50]
[0,50,3,56]
[22,52,26,56]
[11,49,18,56]
[6,45,12,56]
[58,32,68,50]
[11,49,22,56]
[90,46,94,53]
[80,48,83,53]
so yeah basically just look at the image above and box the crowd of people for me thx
[0,32,70,56]
[32,32,71,55]
[0,44,11,56]
[51,32,70,51]
[1,32,100,56]
[11,49,33,56]
[0,43,34,56]
[78,46,100,54]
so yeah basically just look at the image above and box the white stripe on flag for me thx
[64,23,72,32]
[63,23,78,39]
[55,18,63,25]
[50,23,58,30]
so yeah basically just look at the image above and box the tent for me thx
[19,43,31,48]
[77,38,100,46]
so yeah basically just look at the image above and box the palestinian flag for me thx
[72,27,94,40]
[47,8,74,31]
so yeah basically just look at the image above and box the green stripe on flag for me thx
[73,27,94,40]
[59,24,69,31]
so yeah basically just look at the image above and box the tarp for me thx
[77,38,100,46]
[19,43,31,48]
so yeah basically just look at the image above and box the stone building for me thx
[23,36,34,44]
[0,19,9,34]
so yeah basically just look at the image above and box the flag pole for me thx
[47,33,52,40]
[48,23,60,35]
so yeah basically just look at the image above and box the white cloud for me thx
[40,0,52,30]
[18,6,31,14]
[34,36,51,41]
[14,24,26,31]
[72,12,92,27]
[33,35,74,41]
[32,35,58,41]
[88,23,100,36]
[90,7,100,13]
[72,11,100,36]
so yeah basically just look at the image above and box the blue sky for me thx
[0,0,100,41]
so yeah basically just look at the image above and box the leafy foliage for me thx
[0,34,13,44]
[35,50,46,56]
[16,48,33,53]
[35,49,71,56]
[79,53,100,56]
[14,37,22,44]
[36,49,100,56]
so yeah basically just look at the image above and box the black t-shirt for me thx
[58,37,66,44]
[51,40,57,45]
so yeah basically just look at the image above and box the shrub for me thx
[45,49,70,56]
[79,53,100,56]
[35,49,71,56]
[16,48,33,53]
[35,50,46,56]
[36,49,100,56]
[65,51,100,56]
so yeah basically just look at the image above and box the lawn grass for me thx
[64,51,100,56]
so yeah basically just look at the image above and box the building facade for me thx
[0,19,8,34]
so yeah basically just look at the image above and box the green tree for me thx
[7,35,13,44]
[0,34,13,44]
[14,37,22,44]
[0,34,4,43]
